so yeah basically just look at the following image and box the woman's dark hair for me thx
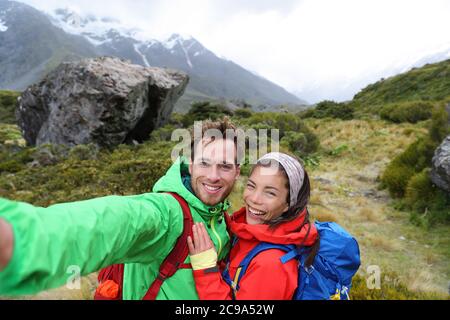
[248,155,320,266]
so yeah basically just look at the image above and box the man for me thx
[0,118,240,299]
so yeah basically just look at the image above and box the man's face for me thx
[189,138,240,206]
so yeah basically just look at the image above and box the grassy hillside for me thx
[352,59,450,107]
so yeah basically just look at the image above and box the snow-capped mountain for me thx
[0,1,96,91]
[0,1,306,111]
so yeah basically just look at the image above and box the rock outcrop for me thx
[16,56,189,148]
[431,135,450,193]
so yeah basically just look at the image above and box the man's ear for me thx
[189,162,193,176]
[235,165,241,180]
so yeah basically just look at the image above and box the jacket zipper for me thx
[210,216,223,258]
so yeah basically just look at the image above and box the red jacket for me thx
[192,207,318,300]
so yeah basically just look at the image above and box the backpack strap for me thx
[142,192,193,300]
[222,240,296,299]
[94,263,125,300]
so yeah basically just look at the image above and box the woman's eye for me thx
[266,192,276,197]
[246,184,255,189]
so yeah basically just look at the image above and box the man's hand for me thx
[0,218,13,271]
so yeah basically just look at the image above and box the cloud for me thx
[18,0,450,102]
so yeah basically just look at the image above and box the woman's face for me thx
[243,165,290,225]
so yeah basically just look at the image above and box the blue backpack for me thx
[222,221,361,300]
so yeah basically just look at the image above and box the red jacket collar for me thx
[226,207,318,246]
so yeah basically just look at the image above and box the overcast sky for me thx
[19,0,450,103]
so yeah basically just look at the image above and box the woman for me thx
[187,152,319,300]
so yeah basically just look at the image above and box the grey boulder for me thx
[16,56,189,148]
[431,135,450,193]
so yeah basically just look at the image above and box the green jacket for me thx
[0,157,231,299]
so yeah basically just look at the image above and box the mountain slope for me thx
[0,1,97,90]
[0,1,306,111]
[352,58,450,106]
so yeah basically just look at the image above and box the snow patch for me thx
[133,43,151,67]
[180,43,193,69]
[0,19,8,32]
[49,8,140,46]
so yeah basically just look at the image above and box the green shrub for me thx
[0,90,20,124]
[234,108,253,119]
[280,131,320,157]
[299,100,355,120]
[182,101,234,126]
[429,103,450,143]
[405,169,450,227]
[235,112,320,158]
[381,134,440,198]
[0,124,23,142]
[150,124,177,142]
[381,163,416,198]
[380,100,450,226]
[378,101,434,123]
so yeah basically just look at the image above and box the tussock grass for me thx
[304,117,450,297]
[358,207,383,223]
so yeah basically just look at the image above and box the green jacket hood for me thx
[152,157,230,219]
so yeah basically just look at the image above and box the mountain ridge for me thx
[0,1,307,111]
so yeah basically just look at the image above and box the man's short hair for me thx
[189,117,240,164]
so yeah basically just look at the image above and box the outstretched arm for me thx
[0,218,13,271]
[0,193,181,296]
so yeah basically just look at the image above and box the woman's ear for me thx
[282,203,289,214]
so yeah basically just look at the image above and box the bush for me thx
[234,108,253,119]
[280,131,320,158]
[299,100,355,120]
[378,101,434,123]
[0,144,34,173]
[380,100,450,226]
[381,163,416,198]
[150,124,177,142]
[0,90,20,124]
[429,103,450,143]
[405,169,450,227]
[381,135,439,198]
[236,112,320,158]
[182,101,234,126]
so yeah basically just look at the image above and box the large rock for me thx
[431,135,450,193]
[16,56,189,148]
